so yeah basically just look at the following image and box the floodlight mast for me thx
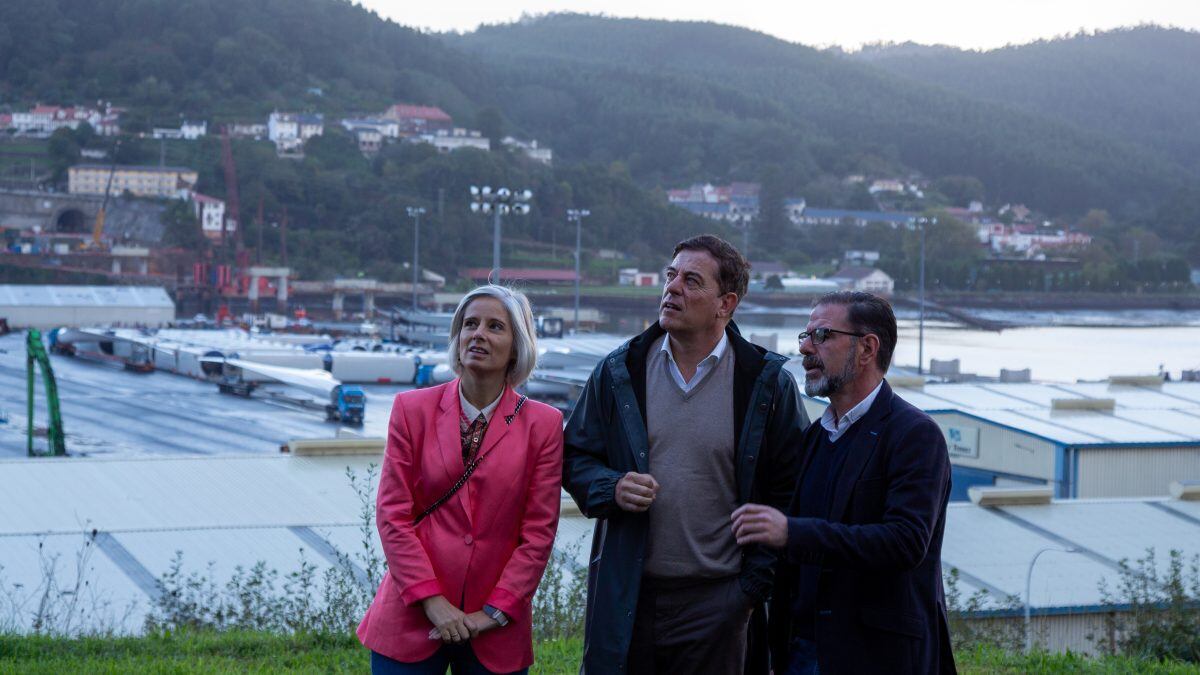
[470,185,533,283]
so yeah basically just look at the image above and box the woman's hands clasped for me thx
[421,595,471,643]
[422,596,501,642]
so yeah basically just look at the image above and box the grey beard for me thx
[804,353,858,398]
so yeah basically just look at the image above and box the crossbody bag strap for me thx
[413,395,528,525]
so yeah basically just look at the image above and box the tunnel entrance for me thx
[55,208,90,234]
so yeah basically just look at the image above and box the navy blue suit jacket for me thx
[767,380,957,674]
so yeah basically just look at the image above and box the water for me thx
[600,308,1200,383]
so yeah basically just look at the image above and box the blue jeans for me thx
[370,646,528,675]
[783,637,820,675]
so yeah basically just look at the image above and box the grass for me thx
[0,631,581,674]
[1,633,1197,674]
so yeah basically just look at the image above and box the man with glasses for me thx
[732,291,956,674]
[563,235,809,675]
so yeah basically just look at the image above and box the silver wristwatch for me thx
[483,604,509,626]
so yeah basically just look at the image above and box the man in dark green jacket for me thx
[563,235,810,675]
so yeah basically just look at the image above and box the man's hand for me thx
[421,595,470,643]
[731,503,788,549]
[615,472,659,512]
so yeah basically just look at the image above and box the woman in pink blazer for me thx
[358,285,564,675]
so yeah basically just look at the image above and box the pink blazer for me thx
[357,381,564,673]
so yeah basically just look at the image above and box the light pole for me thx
[567,208,590,333]
[916,216,936,375]
[406,206,425,311]
[470,186,533,284]
[1024,546,1079,653]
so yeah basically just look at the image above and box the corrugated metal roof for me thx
[0,285,174,310]
[806,381,1200,447]
[5,453,1200,636]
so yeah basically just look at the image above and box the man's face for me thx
[799,303,860,398]
[659,249,729,336]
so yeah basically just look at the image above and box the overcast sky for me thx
[355,0,1200,50]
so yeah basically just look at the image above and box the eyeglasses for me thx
[798,328,866,345]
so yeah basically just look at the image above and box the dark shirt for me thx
[790,421,864,639]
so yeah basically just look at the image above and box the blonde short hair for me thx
[447,285,538,386]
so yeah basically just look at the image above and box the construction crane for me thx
[87,140,121,250]
[27,329,66,457]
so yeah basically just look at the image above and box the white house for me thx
[418,128,490,153]
[340,117,400,139]
[192,193,228,241]
[618,268,660,287]
[502,137,553,164]
[181,120,207,140]
[827,266,895,295]
[268,112,323,152]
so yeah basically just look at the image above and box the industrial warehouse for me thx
[1,447,1197,656]
[798,379,1200,500]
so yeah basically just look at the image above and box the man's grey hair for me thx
[447,285,538,386]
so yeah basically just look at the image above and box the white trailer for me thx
[329,352,417,384]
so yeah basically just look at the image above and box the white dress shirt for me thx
[459,384,503,423]
[660,332,729,393]
[820,379,884,442]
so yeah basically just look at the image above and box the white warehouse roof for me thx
[798,379,1200,447]
[0,285,174,310]
[4,453,1199,634]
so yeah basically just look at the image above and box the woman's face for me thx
[457,297,515,381]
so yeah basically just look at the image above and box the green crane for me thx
[27,329,66,457]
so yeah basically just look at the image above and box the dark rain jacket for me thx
[563,321,810,675]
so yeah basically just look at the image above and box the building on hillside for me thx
[826,266,894,294]
[153,120,206,140]
[10,103,121,137]
[618,268,659,287]
[340,117,400,139]
[784,198,807,223]
[69,164,198,200]
[227,123,268,140]
[843,249,881,265]
[267,112,323,153]
[384,103,454,135]
[793,206,918,228]
[349,127,383,155]
[794,378,1200,501]
[180,120,206,140]
[667,182,760,224]
[501,137,553,164]
[868,178,905,194]
[417,128,489,153]
[983,224,1093,257]
[192,193,228,241]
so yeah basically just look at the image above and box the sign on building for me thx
[944,425,980,458]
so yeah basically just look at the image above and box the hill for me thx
[852,26,1200,175]
[452,14,1192,217]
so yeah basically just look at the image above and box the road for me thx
[0,332,409,458]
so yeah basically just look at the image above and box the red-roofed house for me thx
[384,104,454,134]
[460,268,578,285]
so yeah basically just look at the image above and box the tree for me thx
[755,165,789,254]
[476,106,505,151]
[933,175,984,207]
